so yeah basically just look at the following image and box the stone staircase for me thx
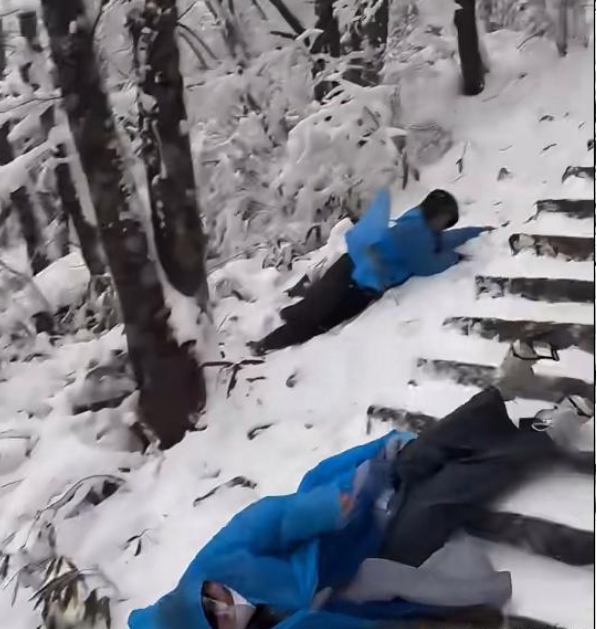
[369,166,595,433]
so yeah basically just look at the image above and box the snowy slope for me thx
[0,35,594,629]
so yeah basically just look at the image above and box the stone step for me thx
[443,316,595,354]
[476,275,594,304]
[535,199,594,220]
[416,358,594,402]
[366,405,436,434]
[509,233,594,262]
[562,166,595,182]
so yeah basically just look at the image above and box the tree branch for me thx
[0,204,11,230]
[0,256,52,313]
[177,22,218,61]
[178,29,209,69]
[248,0,267,20]
[264,0,305,36]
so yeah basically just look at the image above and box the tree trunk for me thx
[18,10,107,277]
[0,127,49,275]
[0,19,6,78]
[0,19,48,276]
[40,0,206,449]
[454,0,485,96]
[39,106,108,276]
[127,0,208,304]
[346,0,390,87]
[312,0,389,99]
[363,0,389,50]
[313,0,341,56]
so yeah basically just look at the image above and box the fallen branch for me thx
[194,476,257,506]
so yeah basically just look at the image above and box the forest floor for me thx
[0,32,593,629]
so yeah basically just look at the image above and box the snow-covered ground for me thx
[0,34,594,629]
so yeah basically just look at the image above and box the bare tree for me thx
[454,0,485,95]
[127,0,208,305]
[40,0,206,449]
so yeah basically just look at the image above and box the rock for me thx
[497,167,512,181]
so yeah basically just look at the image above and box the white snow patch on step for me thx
[482,252,594,280]
[418,331,593,382]
[454,295,594,324]
[530,213,595,237]
[559,175,595,199]
[485,543,594,629]
[495,468,594,531]
[377,381,483,418]
[534,347,594,382]
[418,331,507,365]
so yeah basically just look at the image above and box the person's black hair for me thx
[420,189,459,229]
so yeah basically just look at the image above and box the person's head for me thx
[420,189,459,231]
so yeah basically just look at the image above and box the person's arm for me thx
[380,222,460,279]
[441,226,490,251]
[298,432,400,493]
[214,485,347,556]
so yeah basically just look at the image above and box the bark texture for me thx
[0,18,48,275]
[454,0,485,96]
[19,9,107,276]
[127,0,208,304]
[0,128,48,275]
[40,0,205,449]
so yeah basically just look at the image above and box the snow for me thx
[483,252,595,280]
[0,141,53,202]
[0,26,594,629]
[0,252,90,333]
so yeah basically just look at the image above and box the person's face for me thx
[203,582,236,629]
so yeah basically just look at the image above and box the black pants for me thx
[381,388,593,567]
[256,254,379,353]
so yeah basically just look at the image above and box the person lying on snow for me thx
[128,343,593,629]
[251,189,492,354]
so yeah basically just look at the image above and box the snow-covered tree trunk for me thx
[365,0,390,47]
[40,0,206,449]
[313,0,341,56]
[0,19,6,85]
[350,0,390,86]
[314,0,390,96]
[17,12,66,259]
[0,135,48,275]
[0,19,48,275]
[454,0,485,95]
[312,0,341,101]
[18,9,107,276]
[127,0,208,305]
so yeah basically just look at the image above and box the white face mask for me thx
[229,590,255,629]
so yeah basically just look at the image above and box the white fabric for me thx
[229,589,255,629]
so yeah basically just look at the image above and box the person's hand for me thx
[481,226,495,233]
[457,253,471,262]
